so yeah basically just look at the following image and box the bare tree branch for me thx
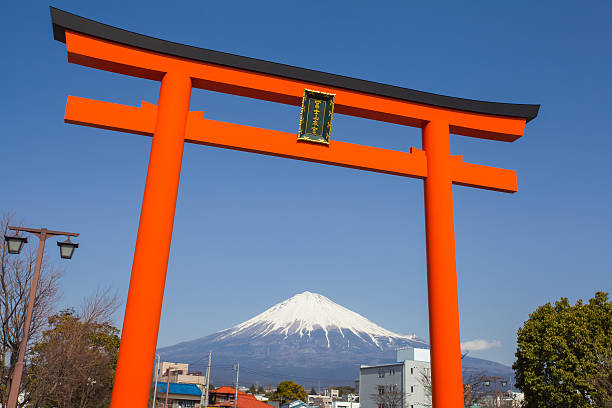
[81,287,120,325]
[371,384,405,408]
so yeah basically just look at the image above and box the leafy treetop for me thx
[275,381,308,403]
[513,291,611,408]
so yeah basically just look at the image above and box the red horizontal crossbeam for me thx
[64,31,527,142]
[65,96,517,193]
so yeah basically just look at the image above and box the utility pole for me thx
[164,365,179,408]
[152,354,160,408]
[164,373,170,408]
[200,351,212,408]
[234,363,240,408]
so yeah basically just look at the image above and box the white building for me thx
[359,348,431,408]
[308,394,332,408]
[332,402,360,408]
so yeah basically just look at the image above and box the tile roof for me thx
[212,386,249,395]
[210,387,274,408]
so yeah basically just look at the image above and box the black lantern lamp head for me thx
[484,380,490,387]
[501,380,507,387]
[57,237,78,259]
[4,235,28,254]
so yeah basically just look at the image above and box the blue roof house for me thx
[154,382,202,408]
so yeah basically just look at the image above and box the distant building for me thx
[359,348,431,408]
[328,389,340,399]
[157,361,207,386]
[308,394,332,408]
[155,382,202,408]
[505,390,524,407]
[332,401,359,408]
[477,390,524,408]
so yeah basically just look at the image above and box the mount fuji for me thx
[157,292,512,387]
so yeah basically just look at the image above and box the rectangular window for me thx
[410,367,414,375]
[410,386,414,393]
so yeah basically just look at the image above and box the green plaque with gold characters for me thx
[298,89,335,145]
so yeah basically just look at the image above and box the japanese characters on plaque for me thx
[298,89,335,145]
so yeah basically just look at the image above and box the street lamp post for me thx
[4,226,79,408]
[484,376,508,407]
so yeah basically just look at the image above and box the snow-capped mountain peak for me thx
[220,291,417,346]
[158,292,510,386]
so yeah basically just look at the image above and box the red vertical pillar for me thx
[422,120,464,407]
[110,71,192,408]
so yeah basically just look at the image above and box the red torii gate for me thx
[50,8,538,408]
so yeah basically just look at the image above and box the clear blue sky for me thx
[2,0,610,367]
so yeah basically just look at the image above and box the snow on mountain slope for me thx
[219,291,418,347]
[157,291,512,386]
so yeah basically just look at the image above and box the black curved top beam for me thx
[50,7,539,122]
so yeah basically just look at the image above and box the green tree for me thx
[513,291,611,408]
[249,384,257,394]
[310,387,317,395]
[26,290,120,408]
[275,381,307,403]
